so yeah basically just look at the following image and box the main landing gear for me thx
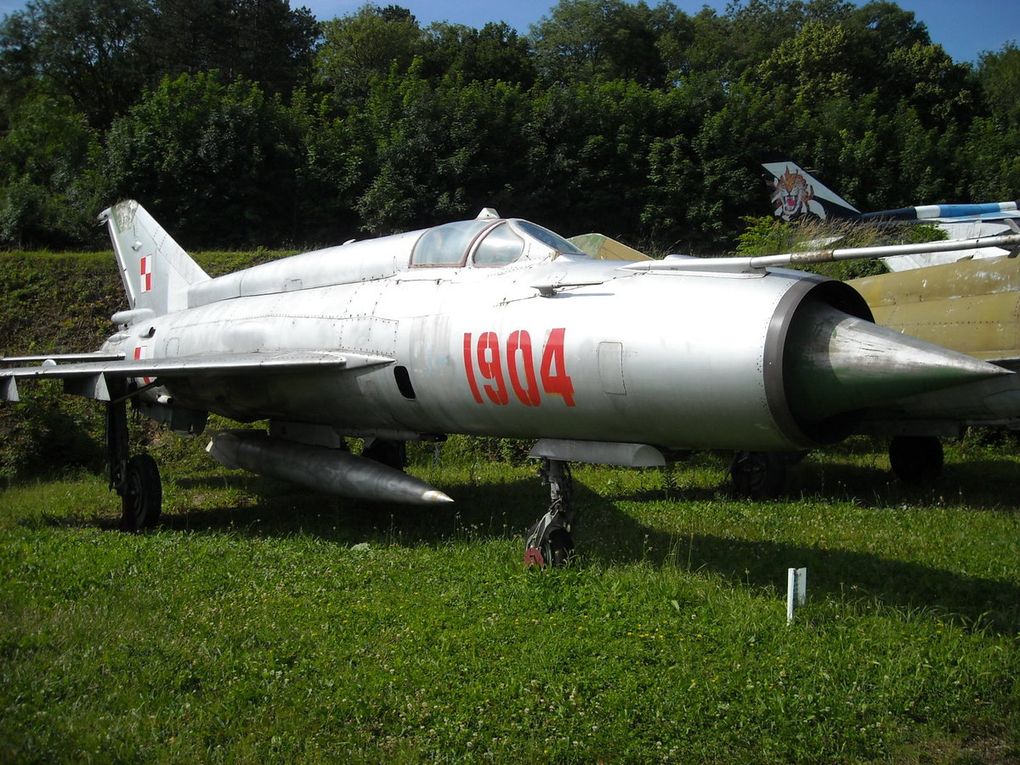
[107,393,162,531]
[729,451,787,500]
[524,459,575,568]
[730,437,945,496]
[888,435,944,484]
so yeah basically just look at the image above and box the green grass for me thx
[2,439,1019,763]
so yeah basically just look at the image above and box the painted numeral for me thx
[539,328,575,407]
[477,331,509,405]
[507,330,541,407]
[462,329,575,407]
[463,333,483,404]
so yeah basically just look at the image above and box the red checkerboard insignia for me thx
[133,345,153,385]
[140,255,153,292]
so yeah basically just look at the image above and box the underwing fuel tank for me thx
[206,431,453,505]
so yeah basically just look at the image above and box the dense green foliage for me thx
[0,0,1016,252]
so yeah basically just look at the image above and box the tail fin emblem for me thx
[140,255,153,292]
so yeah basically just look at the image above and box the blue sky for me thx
[0,0,1016,64]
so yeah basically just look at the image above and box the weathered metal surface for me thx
[622,233,1020,274]
[206,430,452,505]
[0,375,18,402]
[785,302,1008,422]
[0,352,125,365]
[851,256,1020,362]
[100,200,210,314]
[0,351,371,380]
[529,439,665,467]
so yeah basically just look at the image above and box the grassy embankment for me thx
[1,251,1019,762]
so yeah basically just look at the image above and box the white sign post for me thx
[787,567,807,623]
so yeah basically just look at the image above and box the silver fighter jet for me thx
[2,201,1018,565]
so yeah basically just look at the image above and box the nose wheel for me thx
[524,459,575,567]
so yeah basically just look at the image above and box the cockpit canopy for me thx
[410,218,586,268]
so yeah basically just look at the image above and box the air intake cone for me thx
[785,301,1009,423]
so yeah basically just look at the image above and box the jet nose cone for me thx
[786,301,1011,423]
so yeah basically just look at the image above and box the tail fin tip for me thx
[762,160,862,221]
[102,200,209,316]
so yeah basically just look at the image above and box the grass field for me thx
[1,435,1019,763]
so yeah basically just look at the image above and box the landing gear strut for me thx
[524,459,575,567]
[889,435,943,484]
[363,438,407,471]
[107,393,162,531]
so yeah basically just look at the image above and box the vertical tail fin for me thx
[99,200,209,316]
[762,161,861,221]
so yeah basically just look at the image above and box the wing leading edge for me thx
[0,350,393,402]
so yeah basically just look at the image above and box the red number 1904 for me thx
[463,328,575,407]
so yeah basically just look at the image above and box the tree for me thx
[103,72,303,245]
[976,43,1020,132]
[884,42,973,127]
[288,88,372,243]
[355,64,531,234]
[143,0,318,96]
[846,1,929,68]
[420,22,535,86]
[0,0,318,129]
[2,0,154,127]
[643,80,771,253]
[753,19,856,107]
[315,4,423,104]
[0,0,1013,253]
[524,80,668,240]
[0,9,41,124]
[530,0,670,86]
[687,0,839,79]
[0,93,101,247]
[959,44,1020,200]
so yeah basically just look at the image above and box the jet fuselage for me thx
[105,224,828,451]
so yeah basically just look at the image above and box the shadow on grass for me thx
[37,453,1020,635]
[786,457,1020,512]
[583,501,1020,635]
[183,475,1020,634]
[613,452,1020,512]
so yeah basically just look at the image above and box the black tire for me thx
[120,454,162,531]
[730,451,785,500]
[889,435,943,484]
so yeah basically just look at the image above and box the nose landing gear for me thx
[524,459,575,567]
